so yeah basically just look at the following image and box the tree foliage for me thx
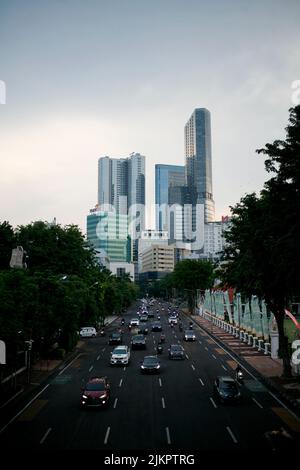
[220,105,300,376]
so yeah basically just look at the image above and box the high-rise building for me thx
[184,108,215,223]
[98,153,145,226]
[155,164,185,234]
[87,206,132,263]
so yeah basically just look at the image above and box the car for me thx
[108,332,122,345]
[168,316,178,325]
[213,376,241,403]
[168,344,185,360]
[79,327,97,338]
[147,311,154,318]
[140,314,148,322]
[130,318,140,327]
[140,355,161,373]
[80,376,110,408]
[151,322,162,332]
[184,329,196,341]
[138,325,149,335]
[131,334,146,349]
[110,345,130,365]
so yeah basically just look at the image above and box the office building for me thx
[155,164,185,232]
[87,206,132,263]
[185,108,215,223]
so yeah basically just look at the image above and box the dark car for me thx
[138,325,149,335]
[168,344,185,360]
[183,329,196,341]
[140,355,161,373]
[108,332,122,345]
[148,311,154,318]
[213,376,241,403]
[131,334,146,349]
[152,322,162,332]
[80,376,110,408]
[140,314,148,322]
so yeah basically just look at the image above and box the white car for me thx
[110,346,131,365]
[130,318,140,327]
[79,327,97,338]
[168,316,178,325]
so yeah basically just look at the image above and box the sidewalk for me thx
[0,315,119,409]
[186,311,300,416]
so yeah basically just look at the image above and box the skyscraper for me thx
[184,108,215,223]
[155,164,185,232]
[98,152,145,229]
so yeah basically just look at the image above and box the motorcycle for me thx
[121,319,125,325]
[160,334,166,343]
[100,329,105,337]
[236,369,244,384]
[157,344,163,354]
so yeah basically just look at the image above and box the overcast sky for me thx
[1,0,299,233]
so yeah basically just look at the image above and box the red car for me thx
[81,376,110,408]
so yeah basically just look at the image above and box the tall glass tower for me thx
[155,164,185,232]
[184,108,215,223]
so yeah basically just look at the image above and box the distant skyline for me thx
[1,0,300,232]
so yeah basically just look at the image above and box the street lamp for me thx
[25,339,34,384]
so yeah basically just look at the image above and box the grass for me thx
[284,318,300,344]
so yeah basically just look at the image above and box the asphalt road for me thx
[0,300,299,452]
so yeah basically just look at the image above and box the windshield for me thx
[143,357,158,365]
[222,382,238,391]
[133,335,144,341]
[113,349,127,355]
[111,333,120,338]
[85,382,105,391]
[171,346,182,352]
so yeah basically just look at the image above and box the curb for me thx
[183,311,300,419]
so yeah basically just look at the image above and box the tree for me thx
[172,260,215,314]
[221,105,300,377]
[0,221,15,270]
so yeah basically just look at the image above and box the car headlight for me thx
[156,365,160,369]
[82,395,88,399]
[99,394,106,399]
[141,365,145,369]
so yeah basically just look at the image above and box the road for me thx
[0,299,299,451]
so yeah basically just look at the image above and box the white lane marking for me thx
[175,335,177,338]
[162,397,166,409]
[0,387,24,409]
[226,426,238,444]
[185,354,189,359]
[104,426,110,445]
[40,427,52,444]
[268,392,300,422]
[113,398,118,409]
[89,365,94,372]
[166,427,171,445]
[212,354,217,360]
[123,366,126,371]
[119,379,123,387]
[102,348,106,352]
[191,364,195,371]
[96,355,100,361]
[199,378,205,386]
[209,397,218,409]
[199,340,202,345]
[222,365,227,371]
[205,347,208,351]
[0,384,50,434]
[153,340,156,345]
[58,354,82,376]
[197,323,257,381]
[252,397,263,409]
[159,378,162,387]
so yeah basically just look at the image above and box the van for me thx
[79,327,97,338]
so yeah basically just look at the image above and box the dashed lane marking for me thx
[104,427,110,445]
[226,426,238,444]
[40,427,52,444]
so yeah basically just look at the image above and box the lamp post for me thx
[25,339,34,384]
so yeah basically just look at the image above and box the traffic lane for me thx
[180,332,293,447]
[105,347,168,450]
[156,348,239,450]
[191,321,300,433]
[0,326,126,449]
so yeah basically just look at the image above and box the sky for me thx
[0,0,300,233]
